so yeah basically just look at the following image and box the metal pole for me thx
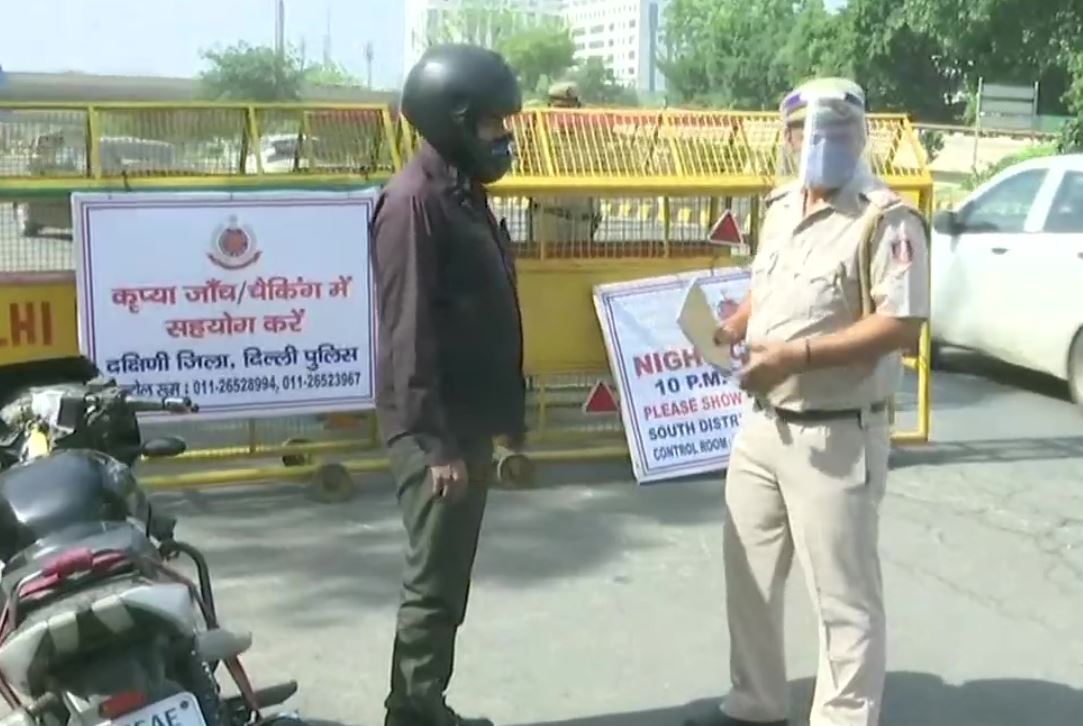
[275,0,285,59]
[274,0,285,98]
[972,77,984,173]
[1032,80,1040,131]
[364,41,374,88]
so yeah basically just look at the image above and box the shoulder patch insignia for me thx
[891,224,914,265]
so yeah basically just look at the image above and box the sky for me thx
[0,0,406,89]
[0,0,847,91]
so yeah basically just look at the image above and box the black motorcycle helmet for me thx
[401,43,522,183]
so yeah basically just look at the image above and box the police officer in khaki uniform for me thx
[688,78,929,726]
[529,81,600,246]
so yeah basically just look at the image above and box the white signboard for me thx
[593,268,751,484]
[71,189,378,420]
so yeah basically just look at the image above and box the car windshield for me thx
[958,167,1047,233]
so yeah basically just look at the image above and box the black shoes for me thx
[385,705,493,726]
[445,716,493,726]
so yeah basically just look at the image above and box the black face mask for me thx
[472,131,515,184]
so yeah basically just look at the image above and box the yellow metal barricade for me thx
[0,102,933,490]
[0,102,400,484]
[450,108,933,448]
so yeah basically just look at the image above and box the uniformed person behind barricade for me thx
[369,44,527,726]
[688,78,929,726]
[529,81,601,248]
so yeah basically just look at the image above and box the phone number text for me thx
[125,370,366,399]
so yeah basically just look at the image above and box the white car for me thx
[930,153,1083,404]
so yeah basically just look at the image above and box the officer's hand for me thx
[431,460,469,501]
[738,341,803,395]
[713,322,742,347]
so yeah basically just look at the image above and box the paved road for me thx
[141,352,1083,726]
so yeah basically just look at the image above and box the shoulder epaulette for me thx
[764,181,799,207]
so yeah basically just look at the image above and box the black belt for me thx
[755,400,887,423]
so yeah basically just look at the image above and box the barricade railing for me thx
[414,108,935,446]
[0,103,934,491]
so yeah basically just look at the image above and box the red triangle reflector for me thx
[708,210,744,246]
[582,381,619,414]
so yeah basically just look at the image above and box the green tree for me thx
[566,57,639,106]
[199,41,308,101]
[904,0,1082,90]
[778,0,851,85]
[1058,52,1083,152]
[832,0,962,122]
[659,0,848,110]
[304,60,363,87]
[497,20,577,96]
[659,0,796,108]
[659,0,1083,123]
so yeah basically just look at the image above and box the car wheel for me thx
[1069,329,1083,405]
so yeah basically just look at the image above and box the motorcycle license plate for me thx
[108,692,207,726]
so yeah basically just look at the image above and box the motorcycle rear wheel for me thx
[174,650,224,726]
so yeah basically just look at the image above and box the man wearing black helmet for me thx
[369,44,526,726]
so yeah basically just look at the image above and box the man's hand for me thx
[431,460,468,501]
[495,432,526,453]
[738,340,804,396]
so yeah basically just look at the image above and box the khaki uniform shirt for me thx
[745,172,930,411]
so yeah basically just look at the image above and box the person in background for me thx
[528,80,601,248]
[369,43,527,726]
[689,77,929,726]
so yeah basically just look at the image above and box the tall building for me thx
[562,0,670,94]
[402,0,670,94]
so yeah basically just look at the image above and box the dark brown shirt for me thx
[369,142,526,464]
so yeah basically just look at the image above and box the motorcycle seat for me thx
[1,522,158,602]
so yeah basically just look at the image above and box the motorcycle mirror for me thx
[142,436,187,458]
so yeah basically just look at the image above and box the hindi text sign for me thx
[71,190,378,419]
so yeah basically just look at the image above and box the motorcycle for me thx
[0,356,301,726]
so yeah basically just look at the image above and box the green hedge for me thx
[962,142,1060,191]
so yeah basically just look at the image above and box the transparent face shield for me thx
[778,91,872,191]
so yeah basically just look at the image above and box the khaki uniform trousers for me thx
[721,404,890,726]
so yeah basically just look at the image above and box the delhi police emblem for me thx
[208,215,262,270]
